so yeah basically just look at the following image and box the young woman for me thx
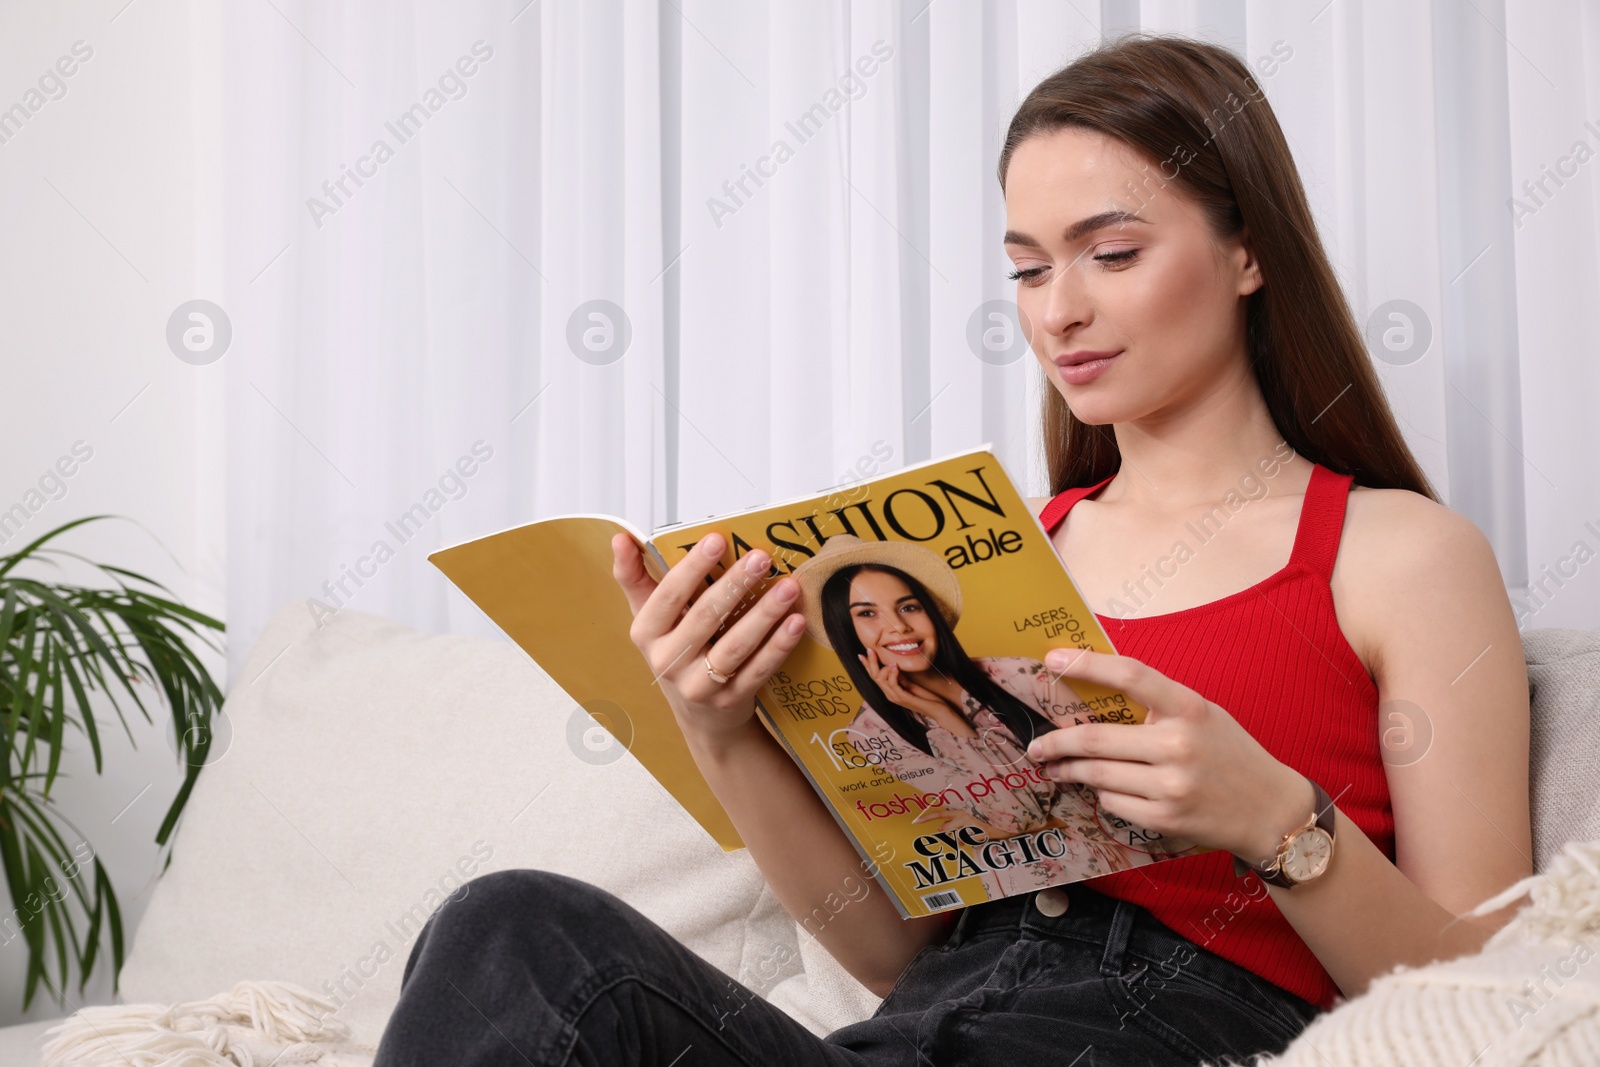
[794,533,1191,893]
[373,33,1531,1067]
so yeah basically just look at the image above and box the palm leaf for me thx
[0,515,223,1009]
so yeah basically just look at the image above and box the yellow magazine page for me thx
[651,446,1206,918]
[428,515,743,851]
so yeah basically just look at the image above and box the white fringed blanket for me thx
[40,981,374,1067]
[1217,838,1600,1067]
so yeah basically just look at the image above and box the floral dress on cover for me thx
[847,655,1190,898]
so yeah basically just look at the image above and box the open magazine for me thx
[429,444,1205,918]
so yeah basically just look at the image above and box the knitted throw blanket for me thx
[1214,838,1600,1067]
[39,981,374,1066]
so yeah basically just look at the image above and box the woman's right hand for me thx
[858,647,974,737]
[611,530,807,747]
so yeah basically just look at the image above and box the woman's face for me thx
[1002,126,1262,426]
[847,570,940,669]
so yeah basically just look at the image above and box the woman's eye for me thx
[1007,250,1135,283]
[1093,248,1139,268]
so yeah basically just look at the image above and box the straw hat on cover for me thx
[789,534,963,650]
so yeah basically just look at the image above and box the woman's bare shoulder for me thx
[1336,485,1508,670]
[1340,485,1491,570]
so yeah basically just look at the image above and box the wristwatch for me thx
[1231,776,1337,888]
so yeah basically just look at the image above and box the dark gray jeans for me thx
[372,869,1321,1066]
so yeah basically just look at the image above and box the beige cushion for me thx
[1525,627,1600,869]
[116,601,809,1045]
[0,1019,57,1065]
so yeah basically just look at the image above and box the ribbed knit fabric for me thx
[1038,462,1392,1011]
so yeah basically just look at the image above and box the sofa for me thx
[0,601,1595,1065]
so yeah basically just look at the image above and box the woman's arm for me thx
[1029,491,1534,999]
[681,716,956,999]
[1260,490,1533,997]
[611,532,954,999]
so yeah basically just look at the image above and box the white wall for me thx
[0,0,224,1027]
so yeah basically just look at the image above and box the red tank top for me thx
[1038,462,1392,1010]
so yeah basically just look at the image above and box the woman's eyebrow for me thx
[850,594,919,609]
[1004,209,1148,247]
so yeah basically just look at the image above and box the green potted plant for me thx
[0,515,224,1010]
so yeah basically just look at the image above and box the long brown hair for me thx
[999,33,1437,500]
[821,562,1053,758]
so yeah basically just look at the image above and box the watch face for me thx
[1282,828,1334,882]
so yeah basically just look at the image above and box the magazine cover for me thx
[646,445,1204,917]
[428,444,1205,918]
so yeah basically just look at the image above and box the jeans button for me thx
[1034,887,1070,917]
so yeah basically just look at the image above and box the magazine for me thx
[428,444,1205,917]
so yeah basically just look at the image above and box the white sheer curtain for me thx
[217,0,1600,682]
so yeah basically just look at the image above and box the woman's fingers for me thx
[1092,790,1164,832]
[1046,649,1205,724]
[716,602,808,702]
[613,533,795,702]
[696,572,803,688]
[623,532,725,642]
[1030,721,1152,764]
[679,544,782,650]
[610,533,660,618]
[1045,753,1160,799]
[859,650,889,687]
[621,532,765,656]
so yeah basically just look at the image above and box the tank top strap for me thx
[1041,464,1355,584]
[1288,462,1355,582]
[1038,472,1117,534]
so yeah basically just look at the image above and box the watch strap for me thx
[1232,777,1335,886]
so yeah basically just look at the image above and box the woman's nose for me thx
[1036,263,1091,336]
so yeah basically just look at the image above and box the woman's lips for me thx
[1055,351,1121,385]
[883,640,923,656]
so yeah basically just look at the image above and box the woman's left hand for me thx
[1029,648,1314,863]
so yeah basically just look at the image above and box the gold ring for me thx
[704,653,731,685]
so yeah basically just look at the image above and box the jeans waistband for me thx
[944,881,1322,1021]
[947,882,1160,980]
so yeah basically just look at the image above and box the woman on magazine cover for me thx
[789,532,1190,895]
[375,32,1532,1067]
